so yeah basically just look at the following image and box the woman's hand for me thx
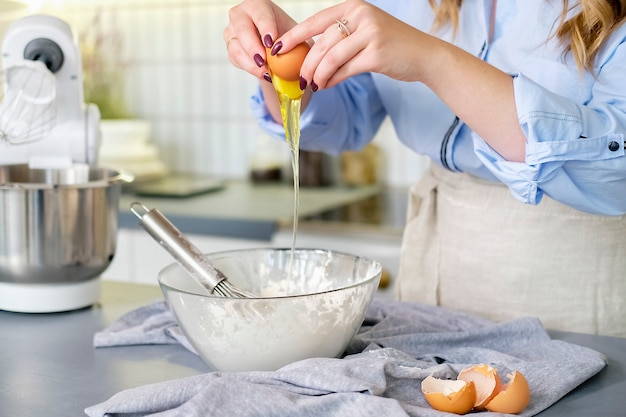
[224,0,297,82]
[275,0,433,90]
[225,0,308,123]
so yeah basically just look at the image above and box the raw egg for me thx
[485,371,531,414]
[266,41,310,81]
[421,375,476,415]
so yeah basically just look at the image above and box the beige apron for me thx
[395,163,626,337]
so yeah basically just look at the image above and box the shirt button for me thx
[608,141,620,152]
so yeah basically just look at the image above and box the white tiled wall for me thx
[34,0,429,186]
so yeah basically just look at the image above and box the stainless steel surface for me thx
[130,202,254,298]
[0,164,132,284]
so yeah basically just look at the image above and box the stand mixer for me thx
[0,13,100,166]
[0,14,130,313]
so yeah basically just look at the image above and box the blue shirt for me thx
[251,0,626,215]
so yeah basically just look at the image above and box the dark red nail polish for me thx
[263,73,272,83]
[263,34,274,48]
[299,76,307,90]
[270,41,282,56]
[311,81,318,92]
[253,53,264,67]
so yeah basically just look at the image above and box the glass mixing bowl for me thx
[158,248,382,372]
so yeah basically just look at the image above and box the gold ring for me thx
[335,19,351,38]
[226,36,238,49]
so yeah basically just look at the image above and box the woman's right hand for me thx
[224,0,297,82]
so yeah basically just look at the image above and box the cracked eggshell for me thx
[457,363,503,410]
[485,371,531,414]
[266,42,310,81]
[421,374,476,415]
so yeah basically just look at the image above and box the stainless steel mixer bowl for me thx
[0,164,133,284]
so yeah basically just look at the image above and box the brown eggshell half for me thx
[421,374,476,415]
[485,371,531,414]
[457,363,503,410]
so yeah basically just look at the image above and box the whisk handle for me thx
[130,202,225,292]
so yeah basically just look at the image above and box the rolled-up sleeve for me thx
[474,70,626,215]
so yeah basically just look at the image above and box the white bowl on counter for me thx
[158,248,382,372]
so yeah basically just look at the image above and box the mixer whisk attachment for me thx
[0,60,56,145]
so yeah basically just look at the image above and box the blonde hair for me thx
[428,0,626,74]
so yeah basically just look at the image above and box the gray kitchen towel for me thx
[94,299,196,353]
[86,299,607,417]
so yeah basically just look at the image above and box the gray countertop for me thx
[1,281,624,417]
[119,180,384,240]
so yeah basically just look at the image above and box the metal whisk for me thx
[130,202,257,298]
[0,60,56,145]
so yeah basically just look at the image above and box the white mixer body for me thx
[0,14,101,166]
[0,15,112,314]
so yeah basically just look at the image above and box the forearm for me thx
[422,36,527,162]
